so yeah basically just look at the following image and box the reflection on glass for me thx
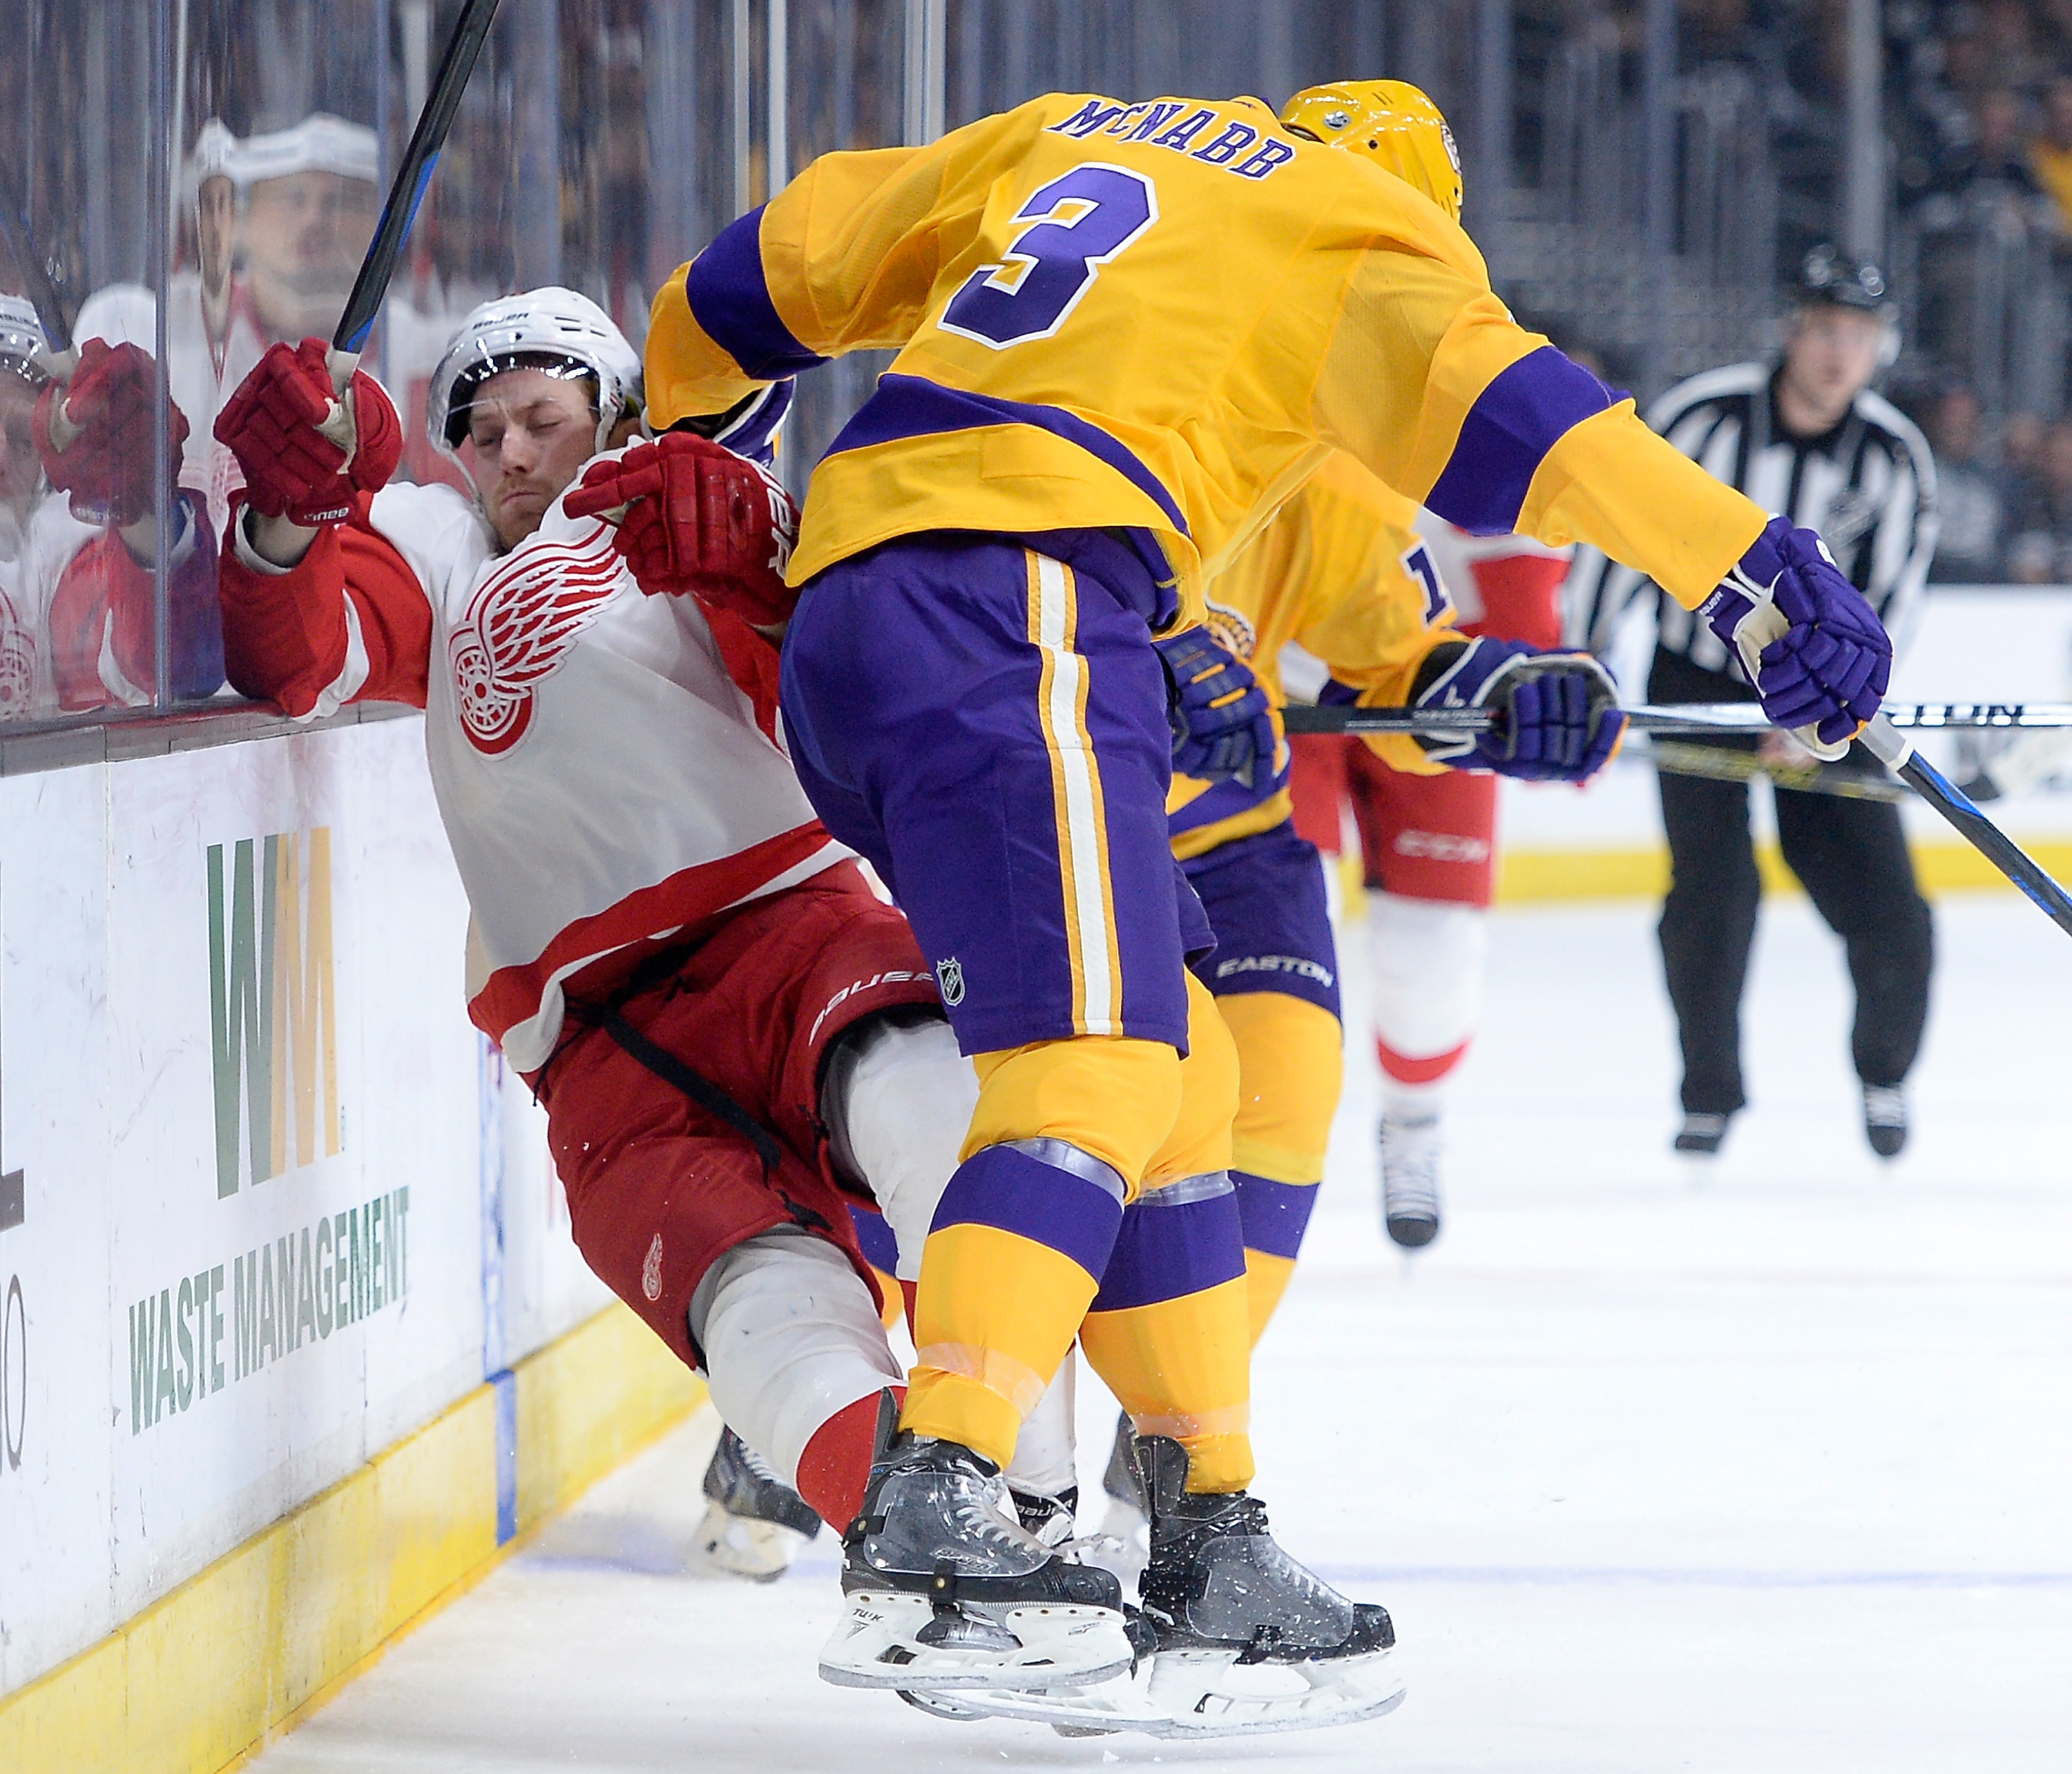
[236,115,383,347]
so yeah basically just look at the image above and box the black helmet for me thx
[1796,244,1893,317]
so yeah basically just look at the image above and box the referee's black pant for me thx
[1648,648,1935,1115]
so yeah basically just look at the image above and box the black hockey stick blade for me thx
[1861,717,2072,939]
[332,0,503,360]
[0,172,73,355]
[1280,701,2072,737]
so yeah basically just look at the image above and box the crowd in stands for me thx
[1919,381,2072,580]
[1887,2,2072,579]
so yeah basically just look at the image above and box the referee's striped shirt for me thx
[1566,362,1939,676]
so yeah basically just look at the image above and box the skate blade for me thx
[917,1646,1406,1739]
[693,1500,809,1583]
[817,1590,1133,1693]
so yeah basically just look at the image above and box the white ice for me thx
[248,891,2072,1773]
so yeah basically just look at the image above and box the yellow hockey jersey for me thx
[1169,454,1457,859]
[647,90,1767,631]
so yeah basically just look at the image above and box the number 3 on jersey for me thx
[939,163,1158,350]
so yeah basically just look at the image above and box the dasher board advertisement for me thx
[0,719,608,1697]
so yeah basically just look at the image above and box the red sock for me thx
[795,1386,903,1530]
[1376,1035,1470,1086]
[899,1278,918,1338]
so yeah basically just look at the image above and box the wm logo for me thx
[208,829,340,1197]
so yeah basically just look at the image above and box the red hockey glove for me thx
[213,338,403,526]
[33,338,191,526]
[564,430,798,624]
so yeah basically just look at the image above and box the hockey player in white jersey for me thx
[212,287,981,1586]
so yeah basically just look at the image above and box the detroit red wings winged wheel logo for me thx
[449,523,624,754]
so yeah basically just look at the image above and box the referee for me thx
[1569,247,1939,1161]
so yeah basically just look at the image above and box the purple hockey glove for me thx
[1412,637,1627,782]
[1698,516,1890,759]
[1155,628,1280,785]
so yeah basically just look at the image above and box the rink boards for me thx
[0,717,701,1770]
[0,586,2067,1773]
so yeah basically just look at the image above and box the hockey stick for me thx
[1284,700,2072,936]
[1859,716,2072,937]
[1280,701,2072,737]
[1642,738,1907,803]
[0,167,75,370]
[328,0,503,385]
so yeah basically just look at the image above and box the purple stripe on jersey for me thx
[828,372,1192,538]
[1231,1170,1319,1262]
[847,1201,900,1274]
[1425,346,1619,537]
[929,1143,1126,1283]
[711,379,795,468]
[683,207,832,380]
[1090,1184,1247,1312]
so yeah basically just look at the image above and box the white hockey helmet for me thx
[183,118,240,204]
[232,113,381,189]
[0,295,50,387]
[427,287,644,472]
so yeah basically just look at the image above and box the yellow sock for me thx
[1216,991,1341,1342]
[901,1034,1180,1467]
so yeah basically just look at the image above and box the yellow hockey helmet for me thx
[1279,81,1463,222]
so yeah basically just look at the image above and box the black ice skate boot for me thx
[1673,1110,1733,1157]
[1101,1409,1151,1537]
[696,1426,823,1581]
[818,1433,1133,1693]
[1129,1434,1404,1733]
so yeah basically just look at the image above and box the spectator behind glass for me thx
[2005,418,2072,586]
[2032,77,2072,228]
[1979,0,2051,91]
[1926,385,2004,581]
[1939,86,2042,197]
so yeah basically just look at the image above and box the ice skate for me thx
[1673,1110,1732,1157]
[1010,1484,1079,1548]
[817,1434,1133,1693]
[693,1426,822,1582]
[922,1435,1403,1738]
[1862,1083,1908,1159]
[1099,1409,1151,1556]
[1380,1111,1443,1248]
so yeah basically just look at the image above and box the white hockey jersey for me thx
[220,459,849,1070]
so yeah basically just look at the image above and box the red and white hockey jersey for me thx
[1414,510,1572,648]
[218,458,849,1070]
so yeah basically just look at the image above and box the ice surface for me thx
[247,894,2072,1772]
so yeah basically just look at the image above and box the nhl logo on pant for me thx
[934,956,966,1007]
[642,1233,664,1302]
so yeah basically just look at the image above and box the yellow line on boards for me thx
[0,1304,704,1774]
[1490,839,2072,905]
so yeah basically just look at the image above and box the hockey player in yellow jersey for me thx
[628,73,1894,1724]
[1159,86,1577,1353]
[1168,465,1453,1324]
